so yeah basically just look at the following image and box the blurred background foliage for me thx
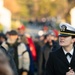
[1,0,75,31]
[0,24,4,32]
[3,0,75,22]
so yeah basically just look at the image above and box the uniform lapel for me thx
[70,48,75,65]
[57,47,69,65]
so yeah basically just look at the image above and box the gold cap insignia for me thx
[60,25,67,31]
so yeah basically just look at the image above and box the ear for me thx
[72,38,75,43]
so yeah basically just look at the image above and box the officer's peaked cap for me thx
[59,23,75,37]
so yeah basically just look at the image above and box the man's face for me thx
[47,35,55,42]
[18,29,25,35]
[9,35,18,41]
[59,36,74,47]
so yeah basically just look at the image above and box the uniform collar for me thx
[63,48,74,55]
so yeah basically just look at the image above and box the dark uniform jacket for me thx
[45,47,75,75]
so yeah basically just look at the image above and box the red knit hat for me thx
[18,25,25,30]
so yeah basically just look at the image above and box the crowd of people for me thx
[0,22,75,75]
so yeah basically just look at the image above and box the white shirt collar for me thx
[63,48,74,55]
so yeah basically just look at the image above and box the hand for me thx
[22,72,28,75]
[66,69,75,75]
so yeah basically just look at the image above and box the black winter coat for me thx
[0,46,18,75]
[38,43,52,75]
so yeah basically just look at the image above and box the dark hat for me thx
[48,30,55,36]
[59,23,75,37]
[9,30,18,35]
[0,33,7,40]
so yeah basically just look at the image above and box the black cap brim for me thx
[59,34,71,37]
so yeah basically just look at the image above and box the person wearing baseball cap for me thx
[17,25,26,37]
[45,23,75,75]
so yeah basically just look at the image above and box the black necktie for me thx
[66,53,72,58]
